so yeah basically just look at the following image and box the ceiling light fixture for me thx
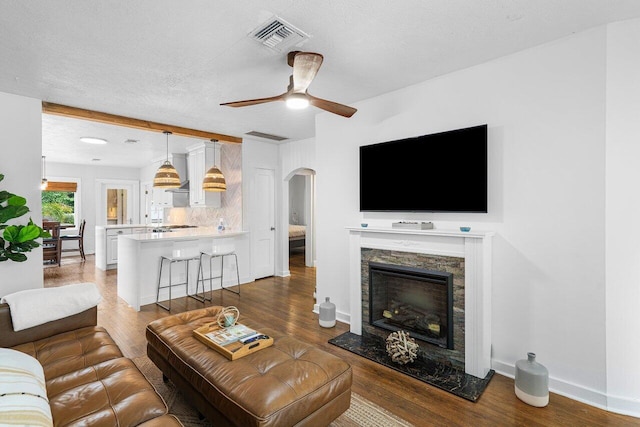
[80,137,108,144]
[285,93,309,109]
[153,131,181,188]
[40,155,48,190]
[202,139,226,192]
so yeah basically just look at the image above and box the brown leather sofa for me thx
[0,302,183,427]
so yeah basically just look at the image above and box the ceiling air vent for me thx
[245,131,288,142]
[249,16,310,52]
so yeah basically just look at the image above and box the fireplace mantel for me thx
[347,226,494,378]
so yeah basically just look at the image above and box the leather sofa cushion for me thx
[47,357,168,426]
[11,326,122,380]
[146,307,352,427]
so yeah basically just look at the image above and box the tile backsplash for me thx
[164,142,242,230]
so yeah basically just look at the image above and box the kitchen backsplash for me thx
[164,142,243,230]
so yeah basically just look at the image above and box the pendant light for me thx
[40,155,48,190]
[153,131,181,188]
[202,139,226,192]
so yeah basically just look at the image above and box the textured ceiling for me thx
[2,1,640,167]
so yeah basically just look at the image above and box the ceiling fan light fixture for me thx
[203,139,226,192]
[286,93,309,109]
[153,131,181,188]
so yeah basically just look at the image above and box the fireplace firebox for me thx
[368,261,454,349]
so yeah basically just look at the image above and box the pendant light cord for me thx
[211,138,218,166]
[164,131,171,161]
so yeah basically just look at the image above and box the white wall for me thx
[314,25,631,412]
[46,162,140,256]
[242,139,278,279]
[605,19,640,416]
[0,92,44,297]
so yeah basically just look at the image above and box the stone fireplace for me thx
[362,250,465,369]
[347,226,494,379]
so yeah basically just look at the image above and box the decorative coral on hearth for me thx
[385,330,419,364]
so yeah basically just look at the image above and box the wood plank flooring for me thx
[44,253,639,426]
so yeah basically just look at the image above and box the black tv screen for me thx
[359,124,487,212]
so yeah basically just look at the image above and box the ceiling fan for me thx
[220,51,357,118]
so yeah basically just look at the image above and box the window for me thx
[42,179,80,228]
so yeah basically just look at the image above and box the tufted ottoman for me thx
[146,307,352,427]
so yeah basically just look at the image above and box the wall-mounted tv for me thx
[359,124,487,213]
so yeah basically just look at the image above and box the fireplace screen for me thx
[368,262,454,349]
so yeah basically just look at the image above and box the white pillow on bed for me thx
[0,348,53,427]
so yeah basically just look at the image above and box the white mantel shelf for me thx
[347,225,494,378]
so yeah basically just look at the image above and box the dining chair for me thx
[60,219,86,260]
[42,221,61,266]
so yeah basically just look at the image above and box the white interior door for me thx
[253,168,275,279]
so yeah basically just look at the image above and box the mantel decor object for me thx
[391,221,434,230]
[515,352,549,407]
[385,330,419,365]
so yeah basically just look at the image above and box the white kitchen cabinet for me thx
[187,143,221,208]
[106,228,132,265]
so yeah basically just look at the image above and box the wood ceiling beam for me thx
[41,102,242,144]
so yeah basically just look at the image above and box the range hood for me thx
[165,180,189,193]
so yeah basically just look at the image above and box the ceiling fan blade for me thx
[292,52,323,92]
[307,94,357,118]
[220,93,286,108]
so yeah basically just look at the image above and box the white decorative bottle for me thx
[319,297,336,328]
[515,352,549,407]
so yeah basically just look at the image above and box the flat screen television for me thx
[359,124,487,212]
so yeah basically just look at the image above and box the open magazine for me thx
[204,324,258,347]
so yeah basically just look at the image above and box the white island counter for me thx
[116,227,251,311]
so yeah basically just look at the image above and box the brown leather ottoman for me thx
[146,307,352,427]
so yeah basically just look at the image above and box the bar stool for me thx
[156,243,201,311]
[194,241,240,302]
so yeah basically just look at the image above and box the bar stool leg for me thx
[190,253,211,303]
[220,254,240,295]
[156,257,170,311]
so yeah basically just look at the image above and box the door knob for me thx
[270,227,275,231]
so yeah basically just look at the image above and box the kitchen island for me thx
[116,227,250,311]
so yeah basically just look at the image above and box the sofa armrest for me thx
[0,303,98,348]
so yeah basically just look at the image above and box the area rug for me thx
[329,331,494,402]
[133,356,414,427]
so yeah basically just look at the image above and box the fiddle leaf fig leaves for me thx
[0,174,46,262]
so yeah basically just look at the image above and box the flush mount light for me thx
[153,131,181,188]
[285,93,309,109]
[80,137,108,145]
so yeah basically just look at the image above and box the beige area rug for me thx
[133,356,414,427]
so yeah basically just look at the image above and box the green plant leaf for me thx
[6,252,27,262]
[18,224,41,242]
[0,205,29,223]
[0,190,14,203]
[3,226,19,243]
[7,195,26,206]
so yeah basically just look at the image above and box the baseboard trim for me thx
[492,359,639,418]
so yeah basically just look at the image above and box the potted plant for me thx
[0,173,48,262]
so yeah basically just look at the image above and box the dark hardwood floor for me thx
[44,253,639,426]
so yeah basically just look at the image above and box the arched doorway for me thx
[284,168,315,272]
